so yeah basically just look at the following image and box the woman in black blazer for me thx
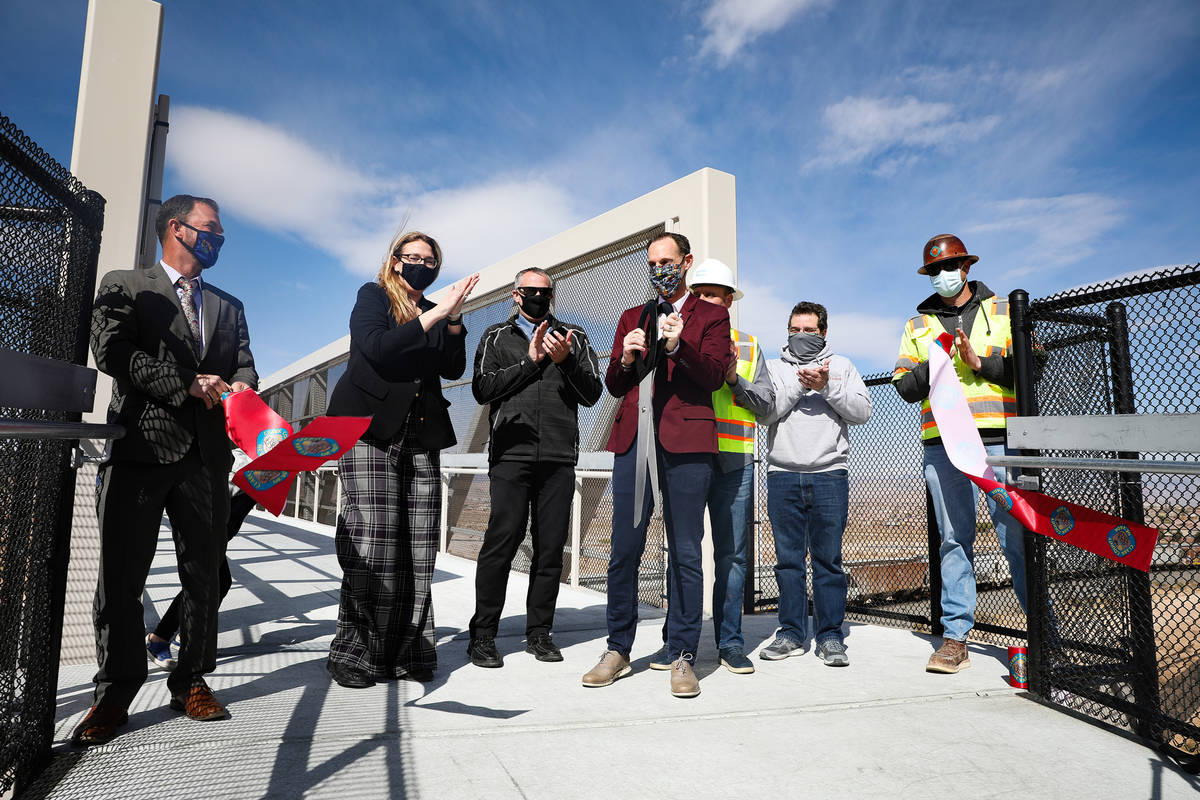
[325,230,479,688]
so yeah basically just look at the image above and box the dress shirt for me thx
[161,260,205,348]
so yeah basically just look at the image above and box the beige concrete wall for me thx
[63,0,163,666]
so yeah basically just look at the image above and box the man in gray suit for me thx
[72,195,257,746]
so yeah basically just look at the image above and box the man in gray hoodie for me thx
[760,301,872,666]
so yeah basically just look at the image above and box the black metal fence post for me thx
[1105,300,1162,743]
[1009,289,1045,695]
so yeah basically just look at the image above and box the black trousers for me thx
[469,460,575,639]
[92,446,229,707]
[154,491,257,642]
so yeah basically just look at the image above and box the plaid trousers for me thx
[329,421,440,678]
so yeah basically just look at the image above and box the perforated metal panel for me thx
[0,113,105,796]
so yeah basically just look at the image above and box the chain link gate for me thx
[0,113,105,796]
[747,372,1028,648]
[1011,264,1200,767]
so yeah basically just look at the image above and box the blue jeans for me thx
[607,437,712,659]
[709,463,754,650]
[766,469,849,646]
[924,442,1028,641]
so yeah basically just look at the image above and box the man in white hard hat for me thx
[646,258,774,675]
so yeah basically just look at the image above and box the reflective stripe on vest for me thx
[896,298,1016,439]
[712,328,758,454]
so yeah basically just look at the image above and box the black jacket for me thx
[326,282,466,449]
[472,312,603,464]
[91,263,258,468]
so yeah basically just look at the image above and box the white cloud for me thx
[167,105,578,277]
[698,0,832,65]
[964,193,1124,278]
[806,95,999,171]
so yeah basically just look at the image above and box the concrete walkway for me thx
[25,512,1199,799]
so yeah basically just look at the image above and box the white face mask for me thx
[931,269,965,297]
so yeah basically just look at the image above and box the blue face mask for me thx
[179,221,224,269]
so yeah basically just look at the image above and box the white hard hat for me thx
[687,258,743,301]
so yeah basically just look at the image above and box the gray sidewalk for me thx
[27,512,1199,799]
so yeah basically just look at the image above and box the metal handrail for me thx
[986,454,1200,476]
[0,418,124,441]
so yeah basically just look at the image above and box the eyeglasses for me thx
[396,252,438,268]
[924,259,965,276]
[517,286,553,297]
[178,221,225,244]
[787,327,821,335]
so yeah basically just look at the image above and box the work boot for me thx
[670,654,700,698]
[581,650,631,688]
[926,639,971,673]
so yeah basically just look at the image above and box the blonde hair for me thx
[376,230,442,324]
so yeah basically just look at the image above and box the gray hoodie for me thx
[762,343,872,473]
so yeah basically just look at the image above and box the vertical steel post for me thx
[1009,289,1045,696]
[1105,301,1161,742]
[744,458,758,615]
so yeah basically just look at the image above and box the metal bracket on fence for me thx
[70,437,116,469]
[1014,473,1041,492]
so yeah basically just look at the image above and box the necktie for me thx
[177,277,203,358]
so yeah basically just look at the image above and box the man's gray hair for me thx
[513,267,554,291]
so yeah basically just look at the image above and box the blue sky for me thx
[3,0,1198,378]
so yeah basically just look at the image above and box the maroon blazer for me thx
[604,293,732,455]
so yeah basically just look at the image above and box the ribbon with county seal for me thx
[927,332,1158,572]
[221,390,371,516]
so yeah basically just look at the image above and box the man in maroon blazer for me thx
[581,232,731,698]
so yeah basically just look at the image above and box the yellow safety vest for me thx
[892,297,1015,440]
[712,328,758,454]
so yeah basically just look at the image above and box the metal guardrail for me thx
[987,455,1200,476]
[438,451,614,587]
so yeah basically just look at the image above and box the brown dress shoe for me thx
[170,684,229,720]
[926,639,971,673]
[581,650,631,687]
[670,656,701,698]
[70,704,129,747]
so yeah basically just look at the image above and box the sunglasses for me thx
[925,259,966,276]
[517,286,553,297]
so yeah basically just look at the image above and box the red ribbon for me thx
[928,332,1157,572]
[221,391,371,516]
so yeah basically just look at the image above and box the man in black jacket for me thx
[467,267,603,667]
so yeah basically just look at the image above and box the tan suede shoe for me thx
[926,639,971,673]
[670,655,700,698]
[581,650,631,687]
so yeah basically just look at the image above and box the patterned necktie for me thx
[177,277,203,357]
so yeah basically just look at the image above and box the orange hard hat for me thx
[919,234,979,275]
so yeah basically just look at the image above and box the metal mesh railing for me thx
[441,225,669,607]
[748,371,1027,646]
[0,113,104,796]
[1017,264,1200,762]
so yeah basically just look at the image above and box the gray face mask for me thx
[787,331,825,363]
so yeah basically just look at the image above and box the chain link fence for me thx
[748,371,1027,647]
[1015,264,1200,764]
[0,113,105,796]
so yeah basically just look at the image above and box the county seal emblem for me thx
[292,436,339,458]
[1107,525,1136,558]
[987,486,1014,513]
[1050,506,1074,537]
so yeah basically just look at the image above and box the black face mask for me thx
[400,262,436,292]
[520,292,551,320]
